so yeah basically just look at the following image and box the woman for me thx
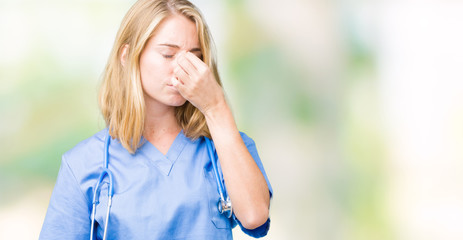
[40,0,272,239]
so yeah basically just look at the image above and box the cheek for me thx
[140,55,171,83]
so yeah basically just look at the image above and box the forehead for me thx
[150,14,199,47]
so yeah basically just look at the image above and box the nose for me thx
[171,50,187,70]
[175,50,187,63]
[171,50,187,77]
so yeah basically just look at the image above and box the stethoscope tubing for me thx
[204,137,226,201]
[90,130,231,239]
[205,137,232,218]
[90,131,114,240]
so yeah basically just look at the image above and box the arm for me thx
[173,52,271,229]
[205,100,270,229]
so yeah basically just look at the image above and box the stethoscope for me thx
[89,130,232,240]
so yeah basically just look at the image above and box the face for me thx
[139,14,202,109]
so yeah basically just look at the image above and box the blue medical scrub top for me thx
[40,129,273,240]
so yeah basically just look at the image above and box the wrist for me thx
[203,97,229,119]
[203,99,236,130]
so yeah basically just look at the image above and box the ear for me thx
[120,44,129,66]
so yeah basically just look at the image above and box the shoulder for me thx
[62,128,107,171]
[63,128,106,159]
[239,131,256,147]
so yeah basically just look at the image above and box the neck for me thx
[143,99,181,140]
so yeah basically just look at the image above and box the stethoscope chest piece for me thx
[218,196,233,218]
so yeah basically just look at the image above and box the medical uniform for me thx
[40,129,273,239]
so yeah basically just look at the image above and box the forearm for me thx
[204,100,270,229]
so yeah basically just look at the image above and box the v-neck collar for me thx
[140,130,188,176]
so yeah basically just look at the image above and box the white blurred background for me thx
[1,0,463,239]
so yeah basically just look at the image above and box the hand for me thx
[172,51,226,115]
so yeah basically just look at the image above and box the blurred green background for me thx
[1,0,463,239]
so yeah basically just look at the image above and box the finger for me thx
[171,76,186,94]
[176,52,198,77]
[173,66,189,85]
[184,52,209,73]
[184,51,206,66]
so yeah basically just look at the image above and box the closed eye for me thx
[162,54,174,59]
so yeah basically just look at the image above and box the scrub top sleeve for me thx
[239,132,273,198]
[233,132,273,238]
[39,155,91,240]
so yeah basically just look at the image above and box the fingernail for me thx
[172,76,180,85]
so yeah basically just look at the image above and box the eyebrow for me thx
[157,43,201,52]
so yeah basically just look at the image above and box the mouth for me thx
[166,84,178,91]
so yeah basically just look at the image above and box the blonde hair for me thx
[99,0,221,153]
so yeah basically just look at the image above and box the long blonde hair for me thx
[99,0,221,153]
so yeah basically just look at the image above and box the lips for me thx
[166,84,177,91]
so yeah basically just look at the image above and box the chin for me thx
[169,97,187,107]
